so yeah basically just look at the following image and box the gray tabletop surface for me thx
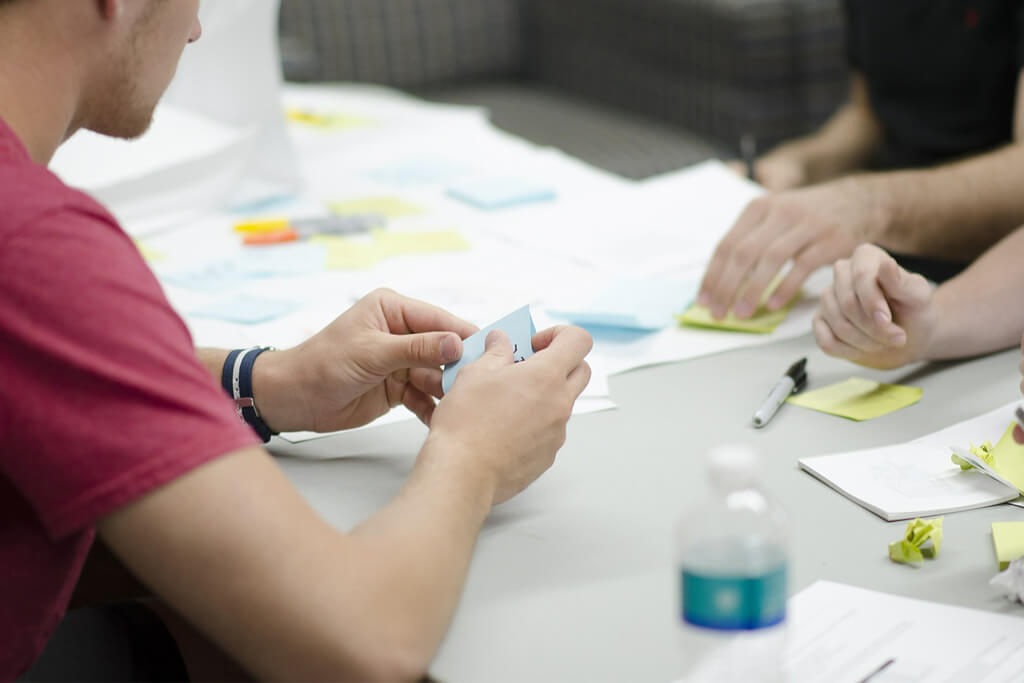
[270,333,1024,682]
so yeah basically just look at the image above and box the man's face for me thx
[86,0,202,139]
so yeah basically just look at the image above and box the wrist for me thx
[416,432,498,511]
[839,174,893,243]
[250,347,310,433]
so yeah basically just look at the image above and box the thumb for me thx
[877,257,932,309]
[384,331,463,371]
[476,329,513,367]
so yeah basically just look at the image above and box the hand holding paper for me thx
[430,322,593,505]
[442,305,537,395]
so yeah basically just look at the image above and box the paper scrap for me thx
[889,516,943,566]
[446,177,556,210]
[162,260,248,293]
[285,108,369,130]
[548,278,697,332]
[328,197,424,219]
[442,305,536,395]
[310,235,386,270]
[372,229,470,256]
[993,522,1024,571]
[787,377,922,421]
[235,243,327,276]
[189,293,302,325]
[991,556,1024,603]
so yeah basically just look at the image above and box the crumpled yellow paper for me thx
[889,517,943,566]
[952,439,997,470]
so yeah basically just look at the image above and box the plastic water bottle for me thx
[675,445,788,682]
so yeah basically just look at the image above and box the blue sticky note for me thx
[235,243,326,277]
[367,159,472,186]
[446,178,556,210]
[548,278,698,331]
[189,293,302,325]
[442,305,537,395]
[162,260,247,293]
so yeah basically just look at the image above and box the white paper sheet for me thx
[799,402,1023,521]
[784,581,1024,683]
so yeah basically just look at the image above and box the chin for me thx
[87,107,157,141]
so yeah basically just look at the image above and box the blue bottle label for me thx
[681,566,786,631]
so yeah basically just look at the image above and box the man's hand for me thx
[425,326,592,505]
[726,153,810,192]
[813,245,937,370]
[254,288,478,433]
[698,177,884,320]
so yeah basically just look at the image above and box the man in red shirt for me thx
[0,0,593,679]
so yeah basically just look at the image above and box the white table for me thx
[271,333,1024,682]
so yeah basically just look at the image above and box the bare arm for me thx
[863,70,1024,260]
[761,73,882,186]
[99,443,491,682]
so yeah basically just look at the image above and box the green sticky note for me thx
[992,521,1024,571]
[310,235,386,270]
[372,229,470,255]
[787,377,922,421]
[328,197,424,219]
[676,301,794,334]
[133,240,165,262]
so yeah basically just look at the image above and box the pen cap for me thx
[707,445,763,491]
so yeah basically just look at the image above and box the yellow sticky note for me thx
[285,108,369,130]
[677,300,794,334]
[372,229,470,256]
[329,197,425,219]
[133,240,165,262]
[233,218,290,234]
[993,521,1024,571]
[786,377,922,421]
[989,424,1024,492]
[310,236,386,270]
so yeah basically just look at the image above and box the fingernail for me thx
[440,334,460,363]
[735,302,752,319]
[874,310,891,325]
[711,305,725,319]
[767,296,782,310]
[697,292,710,307]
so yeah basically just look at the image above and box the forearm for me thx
[766,74,881,183]
[864,143,1024,259]
[926,225,1024,359]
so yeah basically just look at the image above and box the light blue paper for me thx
[235,243,327,277]
[189,293,302,325]
[548,278,698,331]
[367,159,472,186]
[442,305,537,395]
[162,260,248,293]
[446,177,556,210]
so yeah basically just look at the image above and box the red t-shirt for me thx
[0,118,259,677]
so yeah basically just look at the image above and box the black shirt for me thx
[846,0,1024,170]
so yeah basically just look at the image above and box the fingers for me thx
[812,313,863,361]
[876,254,933,308]
[532,326,593,373]
[408,367,443,399]
[374,288,479,339]
[698,198,770,312]
[402,385,436,426]
[731,220,818,318]
[1015,424,1024,445]
[476,329,514,367]
[817,283,887,354]
[383,330,464,372]
[566,361,592,400]
[830,255,899,348]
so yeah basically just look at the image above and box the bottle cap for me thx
[707,445,762,490]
